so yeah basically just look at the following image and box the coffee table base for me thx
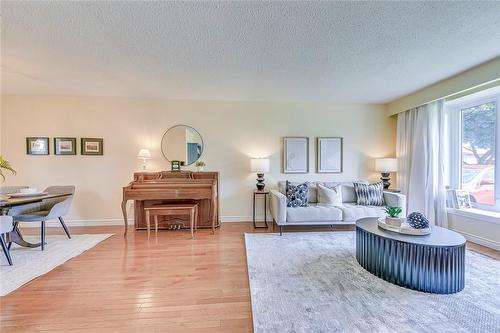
[356,227,465,294]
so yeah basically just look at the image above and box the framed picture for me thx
[26,137,49,155]
[81,138,103,155]
[317,137,343,173]
[283,137,309,173]
[54,137,76,155]
[171,160,181,171]
[455,190,472,209]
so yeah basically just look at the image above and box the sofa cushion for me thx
[286,181,309,207]
[279,181,317,203]
[317,184,343,206]
[286,204,343,222]
[339,203,386,222]
[320,181,368,203]
[353,182,385,206]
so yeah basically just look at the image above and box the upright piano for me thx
[121,171,219,235]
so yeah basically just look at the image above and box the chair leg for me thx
[190,209,194,239]
[154,216,158,237]
[8,221,19,250]
[1,234,13,265]
[41,221,46,251]
[59,217,71,239]
[146,211,151,239]
[279,225,283,236]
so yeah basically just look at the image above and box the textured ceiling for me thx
[2,1,500,103]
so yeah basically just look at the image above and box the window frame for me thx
[447,92,499,213]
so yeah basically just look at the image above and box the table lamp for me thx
[251,158,270,190]
[375,158,397,189]
[137,148,152,170]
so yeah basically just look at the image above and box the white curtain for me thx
[396,100,449,227]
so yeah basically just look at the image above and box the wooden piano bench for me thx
[144,203,199,239]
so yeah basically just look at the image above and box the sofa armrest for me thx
[270,190,287,224]
[383,192,407,216]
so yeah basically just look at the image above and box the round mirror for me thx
[161,125,203,165]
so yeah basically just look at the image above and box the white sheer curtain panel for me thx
[396,100,449,227]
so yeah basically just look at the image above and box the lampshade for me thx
[251,158,270,173]
[375,158,397,172]
[137,148,152,160]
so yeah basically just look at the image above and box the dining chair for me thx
[9,186,75,251]
[1,215,13,265]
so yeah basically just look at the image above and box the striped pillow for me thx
[353,182,385,206]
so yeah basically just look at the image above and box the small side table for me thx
[253,190,269,229]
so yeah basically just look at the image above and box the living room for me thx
[1,1,499,332]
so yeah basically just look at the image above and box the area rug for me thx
[0,234,113,296]
[245,232,500,333]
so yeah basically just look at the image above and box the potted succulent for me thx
[195,160,206,172]
[385,206,403,227]
[0,155,16,182]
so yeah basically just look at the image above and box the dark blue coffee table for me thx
[356,217,466,294]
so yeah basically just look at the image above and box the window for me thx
[447,87,500,212]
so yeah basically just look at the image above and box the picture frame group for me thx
[283,136,343,174]
[26,137,104,156]
[446,189,472,209]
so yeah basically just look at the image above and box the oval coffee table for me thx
[356,217,466,294]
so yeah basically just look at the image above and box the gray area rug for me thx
[0,234,113,296]
[245,232,500,333]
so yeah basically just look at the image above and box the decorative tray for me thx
[377,218,431,236]
[8,192,48,198]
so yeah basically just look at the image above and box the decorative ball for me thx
[407,212,430,229]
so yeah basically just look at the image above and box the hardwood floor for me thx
[1,223,498,332]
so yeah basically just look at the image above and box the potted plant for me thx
[385,206,402,227]
[195,160,206,172]
[0,156,16,182]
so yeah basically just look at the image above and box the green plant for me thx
[195,160,206,167]
[385,206,402,218]
[0,155,16,181]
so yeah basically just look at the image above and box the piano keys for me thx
[121,171,219,235]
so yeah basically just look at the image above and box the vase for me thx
[197,166,205,172]
[385,216,402,227]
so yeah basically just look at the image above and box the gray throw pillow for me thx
[353,182,385,206]
[286,181,309,207]
[317,184,343,206]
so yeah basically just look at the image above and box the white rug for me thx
[245,232,500,333]
[0,234,113,296]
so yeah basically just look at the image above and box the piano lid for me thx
[133,170,218,182]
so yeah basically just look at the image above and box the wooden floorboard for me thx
[0,223,498,332]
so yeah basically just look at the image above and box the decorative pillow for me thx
[286,181,309,207]
[353,182,385,206]
[317,184,343,206]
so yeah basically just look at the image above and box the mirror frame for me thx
[160,124,204,166]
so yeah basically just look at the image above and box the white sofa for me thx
[269,181,406,235]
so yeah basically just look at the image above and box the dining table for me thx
[0,192,72,248]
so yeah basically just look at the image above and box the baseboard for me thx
[18,216,270,227]
[221,215,272,223]
[18,219,135,228]
[451,229,500,251]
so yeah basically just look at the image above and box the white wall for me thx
[1,95,395,224]
[448,211,500,251]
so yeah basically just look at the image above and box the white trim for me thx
[448,208,500,224]
[449,228,500,251]
[18,216,269,227]
[18,218,135,228]
[221,215,272,223]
